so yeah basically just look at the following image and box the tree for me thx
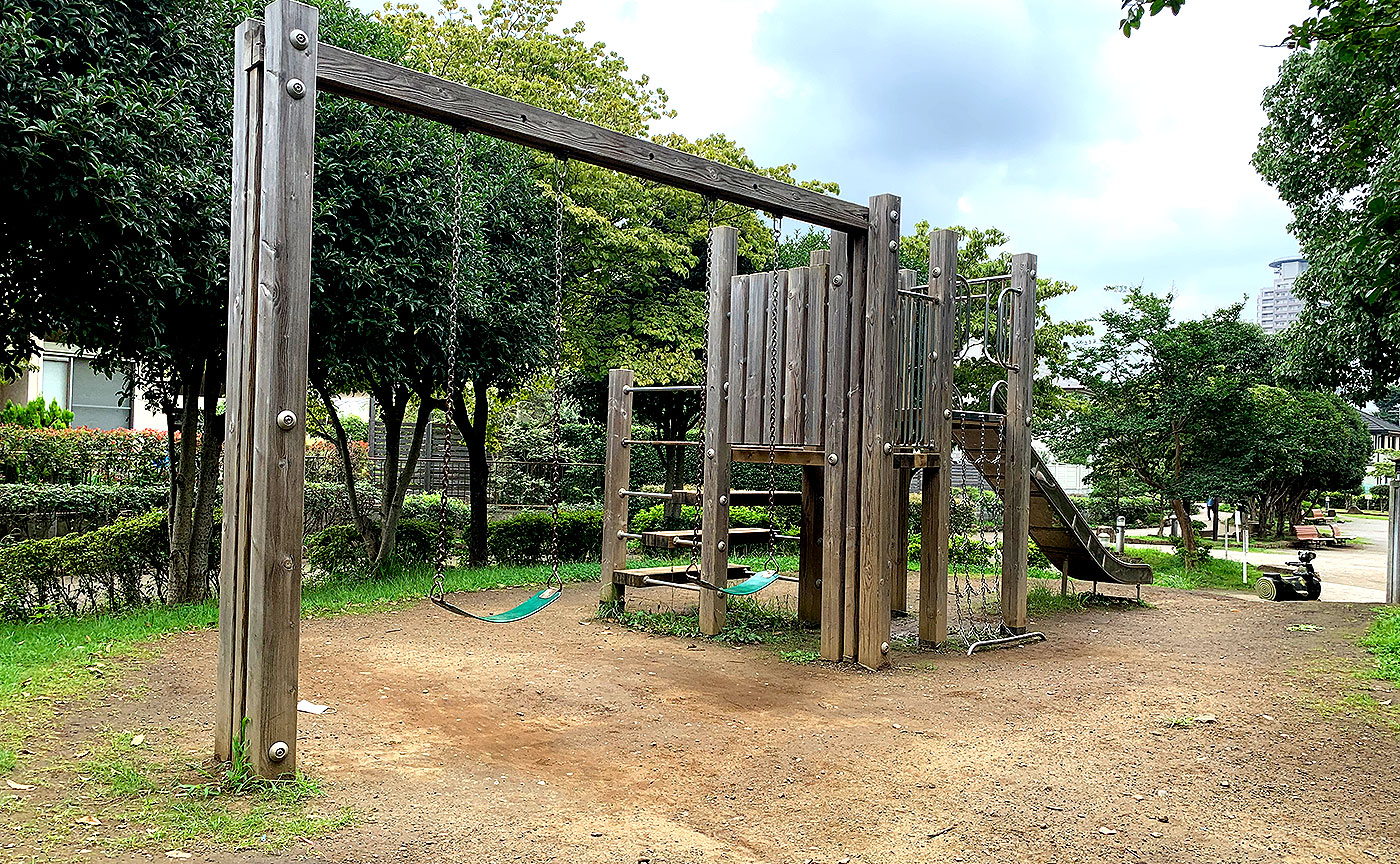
[0,0,239,601]
[1255,23,1400,401]
[1049,289,1275,562]
[385,1,839,536]
[1231,386,1370,535]
[1118,1,1400,46]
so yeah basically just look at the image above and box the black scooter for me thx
[1256,550,1322,601]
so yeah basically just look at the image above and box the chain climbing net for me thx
[949,420,1007,651]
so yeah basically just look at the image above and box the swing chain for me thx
[763,215,782,572]
[433,131,468,604]
[548,156,569,594]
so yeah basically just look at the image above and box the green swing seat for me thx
[718,569,782,597]
[431,586,562,623]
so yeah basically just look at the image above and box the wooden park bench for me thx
[1293,524,1327,548]
[1320,524,1355,547]
[1306,508,1334,523]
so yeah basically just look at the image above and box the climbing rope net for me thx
[948,417,1007,649]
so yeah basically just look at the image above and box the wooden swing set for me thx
[218,0,1150,779]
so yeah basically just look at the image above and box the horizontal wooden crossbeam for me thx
[312,43,870,233]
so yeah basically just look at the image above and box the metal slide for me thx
[952,414,1154,586]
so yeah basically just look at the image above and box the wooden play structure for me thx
[217,0,1151,778]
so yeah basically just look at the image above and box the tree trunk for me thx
[1170,497,1196,568]
[167,363,202,603]
[314,372,378,561]
[372,404,431,571]
[184,355,225,602]
[454,379,492,568]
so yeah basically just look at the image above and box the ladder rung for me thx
[620,490,673,500]
[622,439,701,447]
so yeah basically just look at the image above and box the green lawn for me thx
[1361,607,1400,685]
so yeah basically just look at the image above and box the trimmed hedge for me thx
[0,484,167,540]
[486,510,604,564]
[0,426,168,485]
[304,519,438,577]
[0,508,182,619]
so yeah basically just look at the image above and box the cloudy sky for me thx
[355,0,1310,325]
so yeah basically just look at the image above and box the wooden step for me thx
[611,563,751,588]
[639,527,772,549]
[668,489,803,506]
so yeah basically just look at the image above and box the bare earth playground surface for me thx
[13,571,1398,864]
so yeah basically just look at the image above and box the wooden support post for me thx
[841,231,866,661]
[701,227,738,635]
[216,0,318,779]
[1388,484,1400,605]
[920,229,957,646]
[857,194,901,671]
[600,369,635,607]
[891,467,910,615]
[817,241,848,661]
[1000,252,1038,634]
[799,466,823,625]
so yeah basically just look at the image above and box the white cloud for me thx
[355,0,1311,325]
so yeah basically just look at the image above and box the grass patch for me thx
[778,648,822,664]
[1026,585,1087,617]
[1361,607,1400,685]
[604,596,817,656]
[54,731,354,853]
[1124,548,1266,590]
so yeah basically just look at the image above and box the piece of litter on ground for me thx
[165,852,192,859]
[297,700,332,715]
[1192,715,1216,724]
[1098,827,1117,835]
[129,734,145,746]
[5,780,35,791]
[75,816,101,827]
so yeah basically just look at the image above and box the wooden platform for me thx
[639,527,773,549]
[730,445,827,466]
[611,563,752,588]
[668,489,803,506]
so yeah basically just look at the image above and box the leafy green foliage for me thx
[0,397,72,429]
[1361,607,1400,684]
[303,519,437,577]
[1255,19,1400,400]
[1050,289,1275,558]
[0,424,168,485]
[0,484,167,539]
[1118,0,1185,37]
[0,509,179,620]
[484,509,604,563]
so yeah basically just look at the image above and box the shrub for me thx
[0,426,168,485]
[304,438,369,485]
[0,483,167,540]
[0,509,180,620]
[304,518,439,576]
[1,397,73,429]
[401,493,471,532]
[486,509,604,564]
[628,503,799,536]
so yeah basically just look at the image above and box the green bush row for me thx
[0,426,169,485]
[0,508,182,620]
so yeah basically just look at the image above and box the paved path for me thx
[1127,515,1389,603]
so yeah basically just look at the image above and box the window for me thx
[40,359,70,409]
[69,358,131,430]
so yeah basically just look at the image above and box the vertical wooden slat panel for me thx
[891,467,910,615]
[782,268,806,444]
[856,194,900,671]
[842,229,868,662]
[798,465,823,625]
[921,229,958,646]
[897,269,916,445]
[820,235,850,662]
[727,275,748,437]
[243,0,318,778]
[600,369,634,606]
[216,19,265,764]
[1000,252,1038,634]
[700,228,738,635]
[804,253,829,447]
[743,272,768,445]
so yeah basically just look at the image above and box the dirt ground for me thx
[11,578,1400,864]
